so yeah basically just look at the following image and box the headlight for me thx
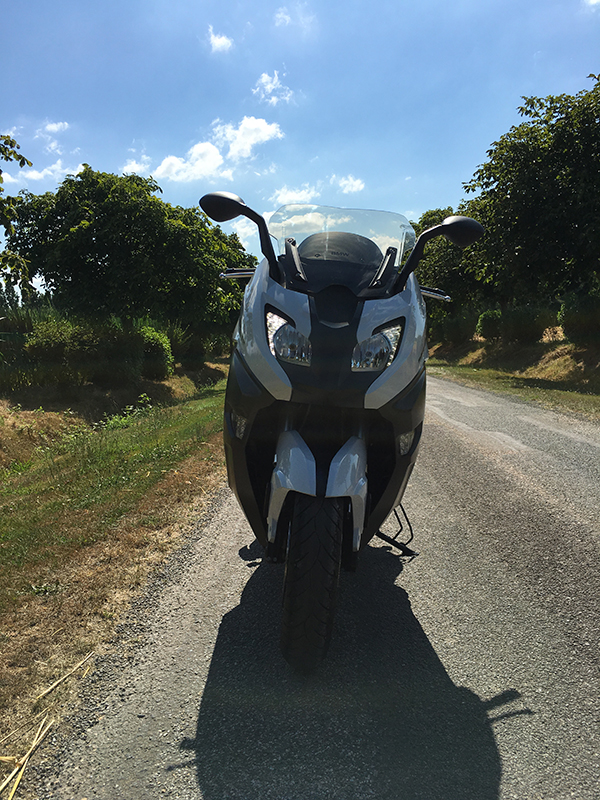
[266,311,312,366]
[351,321,404,372]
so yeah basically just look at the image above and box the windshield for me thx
[268,204,415,268]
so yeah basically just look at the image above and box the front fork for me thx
[266,429,368,553]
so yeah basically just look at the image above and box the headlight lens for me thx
[351,322,404,372]
[266,311,312,366]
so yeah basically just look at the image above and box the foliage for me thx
[502,306,555,343]
[413,208,484,306]
[138,324,174,380]
[462,75,600,305]
[19,315,144,388]
[162,320,192,362]
[439,312,479,344]
[476,309,503,341]
[474,306,556,344]
[558,293,600,344]
[0,135,32,291]
[412,208,487,342]
[8,166,253,331]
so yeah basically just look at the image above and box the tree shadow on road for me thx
[182,542,520,799]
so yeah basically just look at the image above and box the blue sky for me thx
[3,0,600,256]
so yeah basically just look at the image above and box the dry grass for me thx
[0,364,229,784]
[428,336,600,418]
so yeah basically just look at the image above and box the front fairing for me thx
[235,259,427,409]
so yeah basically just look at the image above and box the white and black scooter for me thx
[200,192,483,671]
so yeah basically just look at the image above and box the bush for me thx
[163,321,192,363]
[502,306,556,343]
[24,318,81,384]
[86,320,144,387]
[558,294,600,344]
[180,333,206,370]
[139,325,174,380]
[21,317,145,388]
[440,313,479,344]
[476,309,503,341]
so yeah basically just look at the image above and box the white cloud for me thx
[154,141,225,182]
[270,183,320,205]
[584,0,600,5]
[213,116,284,161]
[232,217,259,249]
[333,174,365,194]
[122,155,152,175]
[35,121,70,154]
[9,159,83,183]
[45,121,69,134]
[253,71,293,106]
[274,4,316,32]
[208,25,233,53]
[141,116,283,185]
[274,7,292,25]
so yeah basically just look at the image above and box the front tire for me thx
[280,494,344,672]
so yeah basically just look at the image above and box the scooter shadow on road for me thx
[181,541,515,800]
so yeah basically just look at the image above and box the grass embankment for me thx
[428,336,600,420]
[0,364,228,771]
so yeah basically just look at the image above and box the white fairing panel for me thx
[362,275,427,409]
[325,436,367,550]
[235,260,311,401]
[267,430,317,541]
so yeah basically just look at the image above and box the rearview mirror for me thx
[199,191,249,223]
[394,215,484,293]
[199,191,279,277]
[441,216,485,249]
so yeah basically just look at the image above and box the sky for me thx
[2,0,600,257]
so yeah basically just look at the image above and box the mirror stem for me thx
[394,225,442,292]
[243,207,279,279]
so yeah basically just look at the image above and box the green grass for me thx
[0,380,227,599]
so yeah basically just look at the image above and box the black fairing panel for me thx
[224,350,277,545]
[362,369,426,544]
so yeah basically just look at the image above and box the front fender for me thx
[266,431,367,551]
[267,430,316,542]
[325,436,367,551]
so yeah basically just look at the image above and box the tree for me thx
[8,166,254,331]
[0,134,32,291]
[462,74,600,305]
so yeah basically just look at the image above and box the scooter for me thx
[199,191,483,671]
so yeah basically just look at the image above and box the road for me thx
[34,376,599,799]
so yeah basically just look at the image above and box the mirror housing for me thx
[394,215,484,293]
[440,215,485,249]
[199,191,249,223]
[199,191,279,278]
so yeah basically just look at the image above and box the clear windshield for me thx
[268,204,415,268]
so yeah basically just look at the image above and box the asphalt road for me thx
[35,376,599,800]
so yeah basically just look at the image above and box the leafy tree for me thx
[8,166,254,332]
[0,134,32,291]
[462,74,600,305]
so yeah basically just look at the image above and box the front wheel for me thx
[280,494,344,672]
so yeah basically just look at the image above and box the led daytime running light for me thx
[266,310,312,366]
[351,322,404,372]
